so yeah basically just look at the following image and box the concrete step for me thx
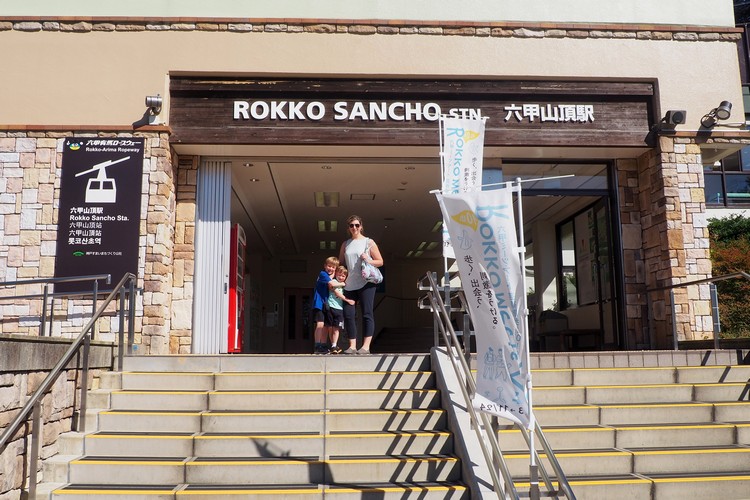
[110,391,210,411]
[92,408,449,434]
[121,372,216,391]
[515,474,750,500]
[66,456,461,485]
[121,354,431,374]
[497,423,740,451]
[507,447,750,479]
[96,410,205,433]
[48,482,469,499]
[79,431,453,458]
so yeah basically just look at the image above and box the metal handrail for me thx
[0,272,137,499]
[0,274,111,338]
[646,271,750,350]
[419,271,577,499]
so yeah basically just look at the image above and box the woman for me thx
[338,215,384,355]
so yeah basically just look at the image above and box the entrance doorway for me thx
[202,158,624,353]
[283,287,313,353]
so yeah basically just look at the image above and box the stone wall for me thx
[630,135,713,347]
[169,155,197,354]
[0,336,112,500]
[0,130,174,355]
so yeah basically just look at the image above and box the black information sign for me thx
[54,137,144,292]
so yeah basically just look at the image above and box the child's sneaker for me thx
[329,345,342,355]
[314,343,328,354]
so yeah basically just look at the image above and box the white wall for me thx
[1,0,735,26]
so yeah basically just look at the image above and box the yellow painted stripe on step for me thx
[100,411,201,416]
[328,409,441,415]
[615,424,735,431]
[326,457,458,464]
[70,459,182,465]
[177,488,320,495]
[714,402,750,405]
[125,372,213,376]
[633,448,750,456]
[599,403,713,409]
[55,489,176,495]
[694,382,748,387]
[207,411,322,416]
[328,432,450,438]
[530,369,572,373]
[194,434,318,440]
[533,387,584,391]
[576,367,673,372]
[506,451,629,459]
[652,475,750,483]
[327,371,432,375]
[90,435,191,440]
[534,405,596,410]
[187,459,321,466]
[327,486,467,493]
[112,391,207,395]
[216,372,322,377]
[515,478,650,487]
[585,383,690,389]
[499,427,611,434]
[208,390,323,395]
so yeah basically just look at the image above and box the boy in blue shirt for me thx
[312,256,338,353]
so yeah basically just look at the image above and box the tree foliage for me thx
[708,215,750,338]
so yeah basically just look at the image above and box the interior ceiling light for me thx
[249,178,260,182]
[426,242,439,250]
[321,165,332,170]
[243,162,254,167]
[417,242,427,250]
[350,194,375,201]
[431,221,443,232]
[315,192,340,207]
[414,250,424,257]
[319,241,326,250]
[329,241,337,250]
[406,250,414,257]
[317,221,326,232]
[405,166,416,170]
[330,221,338,232]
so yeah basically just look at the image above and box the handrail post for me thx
[92,279,99,341]
[670,289,679,351]
[710,283,721,351]
[28,400,41,500]
[118,286,126,371]
[78,333,91,434]
[127,277,136,354]
[40,284,49,337]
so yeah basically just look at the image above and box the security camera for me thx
[663,110,686,126]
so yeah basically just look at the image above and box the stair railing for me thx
[0,272,137,499]
[646,271,750,350]
[419,271,577,500]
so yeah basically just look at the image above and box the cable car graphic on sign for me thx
[74,156,129,203]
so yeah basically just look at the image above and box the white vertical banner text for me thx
[437,189,531,428]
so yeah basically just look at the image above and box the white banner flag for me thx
[437,188,531,428]
[440,116,486,259]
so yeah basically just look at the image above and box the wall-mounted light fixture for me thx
[701,101,732,128]
[145,94,163,115]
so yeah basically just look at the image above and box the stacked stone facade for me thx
[0,130,174,354]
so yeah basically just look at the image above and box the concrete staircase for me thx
[497,350,750,499]
[34,349,750,499]
[39,354,469,499]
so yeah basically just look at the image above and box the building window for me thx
[704,148,750,206]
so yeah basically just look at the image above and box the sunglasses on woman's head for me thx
[349,223,361,228]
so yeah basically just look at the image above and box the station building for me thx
[1,1,749,354]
